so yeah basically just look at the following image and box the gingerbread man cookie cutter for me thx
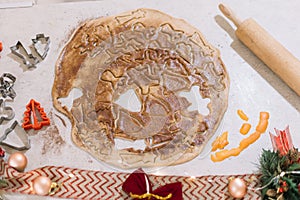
[0,73,16,100]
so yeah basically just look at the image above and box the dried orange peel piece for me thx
[211,131,229,152]
[211,131,262,162]
[239,131,261,150]
[237,109,249,121]
[255,112,269,133]
[211,148,241,162]
[211,111,270,162]
[239,123,251,135]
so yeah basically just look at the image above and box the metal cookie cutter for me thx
[0,99,15,125]
[10,34,50,69]
[0,73,16,100]
[0,120,31,151]
[10,41,39,69]
[32,33,50,60]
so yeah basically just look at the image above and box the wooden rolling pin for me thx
[219,3,300,96]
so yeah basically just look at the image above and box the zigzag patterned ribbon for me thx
[0,160,261,199]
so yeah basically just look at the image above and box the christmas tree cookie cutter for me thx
[0,73,16,100]
[22,99,50,130]
[32,33,50,59]
[0,120,31,151]
[0,99,15,125]
[10,34,50,69]
[10,41,39,69]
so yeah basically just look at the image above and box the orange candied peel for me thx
[255,112,269,133]
[211,111,270,162]
[211,131,262,162]
[211,131,229,152]
[211,148,240,162]
[239,131,261,150]
[239,123,251,135]
[237,109,248,121]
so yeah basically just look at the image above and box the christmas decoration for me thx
[122,168,183,200]
[228,177,247,198]
[0,147,5,158]
[269,126,293,156]
[0,179,7,188]
[0,159,261,199]
[260,126,300,200]
[7,152,27,172]
[32,176,52,195]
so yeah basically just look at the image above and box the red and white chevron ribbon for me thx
[0,160,261,199]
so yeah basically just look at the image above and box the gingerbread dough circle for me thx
[52,8,229,169]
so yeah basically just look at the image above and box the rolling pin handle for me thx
[219,3,242,27]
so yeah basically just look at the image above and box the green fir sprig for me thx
[259,149,300,200]
[0,179,7,188]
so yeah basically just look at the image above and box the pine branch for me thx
[0,179,7,188]
[259,149,300,199]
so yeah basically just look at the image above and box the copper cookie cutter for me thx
[0,120,31,151]
[0,73,16,100]
[10,34,50,69]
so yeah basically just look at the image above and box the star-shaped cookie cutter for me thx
[0,73,16,100]
[0,99,15,125]
[0,120,31,151]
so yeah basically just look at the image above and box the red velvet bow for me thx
[122,168,183,200]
